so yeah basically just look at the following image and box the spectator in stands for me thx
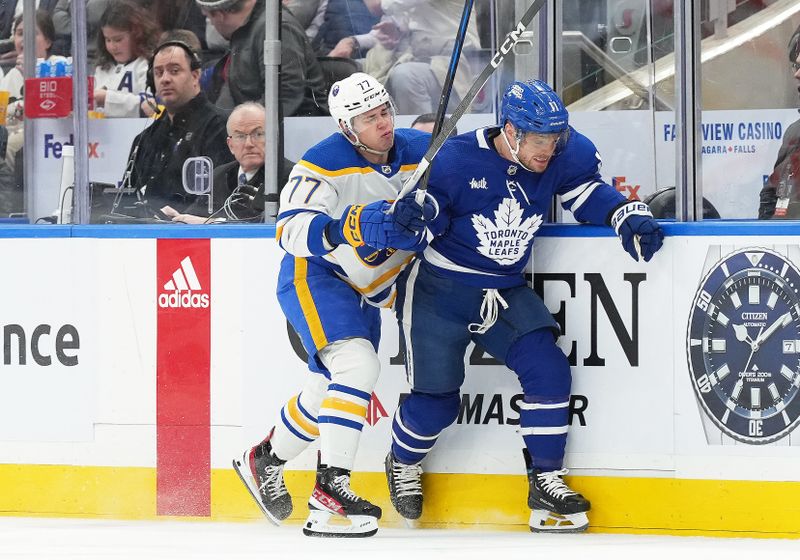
[409,112,457,136]
[312,0,379,57]
[196,0,328,116]
[1,11,58,175]
[759,24,800,219]
[92,0,157,117]
[163,101,295,223]
[360,0,481,115]
[124,40,233,214]
[0,0,61,67]
[284,0,325,37]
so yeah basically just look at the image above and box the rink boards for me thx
[0,223,798,538]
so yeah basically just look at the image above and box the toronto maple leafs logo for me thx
[471,198,542,265]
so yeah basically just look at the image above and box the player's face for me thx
[102,27,133,64]
[351,103,395,152]
[514,127,560,173]
[152,47,200,113]
[227,109,266,173]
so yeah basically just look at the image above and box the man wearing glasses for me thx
[164,102,295,223]
[759,24,800,219]
[196,0,328,116]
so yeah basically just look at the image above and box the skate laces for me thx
[536,469,577,499]
[468,289,509,334]
[331,473,360,503]
[392,461,423,497]
[258,462,288,500]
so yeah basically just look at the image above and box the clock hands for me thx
[752,312,792,350]
[742,326,762,374]
[733,323,755,349]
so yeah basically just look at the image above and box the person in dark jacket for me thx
[165,102,294,223]
[312,0,379,57]
[759,24,800,219]
[125,41,233,214]
[197,0,328,116]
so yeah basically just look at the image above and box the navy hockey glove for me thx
[326,200,420,250]
[609,201,664,262]
[392,192,438,236]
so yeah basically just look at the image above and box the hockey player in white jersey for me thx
[383,80,664,532]
[232,72,433,537]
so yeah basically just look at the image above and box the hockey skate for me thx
[303,460,382,538]
[523,449,590,533]
[232,429,292,525]
[385,452,423,520]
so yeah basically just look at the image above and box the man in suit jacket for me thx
[164,101,293,223]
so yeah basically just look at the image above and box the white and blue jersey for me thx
[276,128,429,370]
[423,126,627,287]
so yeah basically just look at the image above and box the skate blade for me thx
[231,457,284,527]
[529,510,588,533]
[302,510,379,538]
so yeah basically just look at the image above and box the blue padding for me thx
[0,219,797,239]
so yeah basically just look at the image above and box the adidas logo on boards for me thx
[158,256,210,309]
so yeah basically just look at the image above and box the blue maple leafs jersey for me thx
[423,126,627,288]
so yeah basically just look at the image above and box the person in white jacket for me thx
[92,0,157,117]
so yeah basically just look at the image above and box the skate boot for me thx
[304,461,382,538]
[524,449,590,533]
[385,452,423,520]
[232,429,292,525]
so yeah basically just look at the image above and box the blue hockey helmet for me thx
[500,80,569,135]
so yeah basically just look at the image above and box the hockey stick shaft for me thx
[397,0,548,204]
[416,0,476,196]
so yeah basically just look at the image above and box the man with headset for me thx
[123,40,233,215]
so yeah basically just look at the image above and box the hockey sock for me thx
[271,372,327,461]
[317,338,380,470]
[391,390,459,464]
[507,329,572,470]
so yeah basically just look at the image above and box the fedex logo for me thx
[612,176,640,200]
[43,134,101,159]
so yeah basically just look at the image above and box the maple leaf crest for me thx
[471,198,542,265]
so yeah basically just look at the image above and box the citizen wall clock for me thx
[687,246,800,445]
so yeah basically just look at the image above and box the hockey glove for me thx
[326,199,420,250]
[609,201,664,262]
[392,192,438,236]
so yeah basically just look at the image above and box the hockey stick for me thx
[393,0,548,205]
[416,0,476,193]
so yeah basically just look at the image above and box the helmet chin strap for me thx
[343,125,391,156]
[501,126,535,173]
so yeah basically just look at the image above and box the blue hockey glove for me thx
[609,201,664,262]
[326,199,420,250]
[392,192,438,236]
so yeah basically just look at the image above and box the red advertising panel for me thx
[156,239,211,516]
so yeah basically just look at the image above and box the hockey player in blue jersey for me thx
[384,79,664,532]
[232,72,432,537]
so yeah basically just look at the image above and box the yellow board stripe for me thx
[320,397,367,418]
[1,464,799,539]
[293,257,328,350]
[287,396,319,436]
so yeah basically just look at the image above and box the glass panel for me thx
[559,0,666,222]
[697,2,800,220]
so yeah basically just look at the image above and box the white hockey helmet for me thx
[328,72,393,131]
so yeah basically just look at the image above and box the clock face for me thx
[687,248,800,444]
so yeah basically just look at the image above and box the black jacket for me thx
[127,93,233,212]
[759,118,800,219]
[208,1,328,116]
